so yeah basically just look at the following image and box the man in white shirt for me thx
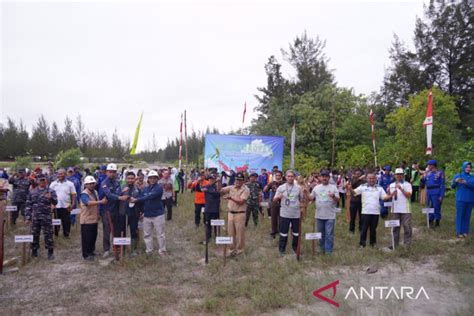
[309,169,340,254]
[388,168,412,249]
[348,172,392,248]
[50,168,77,238]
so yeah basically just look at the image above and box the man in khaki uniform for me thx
[221,172,250,256]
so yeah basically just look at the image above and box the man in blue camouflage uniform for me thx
[421,160,445,228]
[8,168,31,225]
[245,173,262,227]
[67,167,81,226]
[378,165,394,219]
[25,174,58,260]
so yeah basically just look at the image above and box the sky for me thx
[1,0,426,152]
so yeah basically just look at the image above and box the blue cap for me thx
[384,165,391,171]
[427,160,437,166]
[100,165,107,171]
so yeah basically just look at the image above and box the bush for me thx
[55,148,83,169]
[12,156,33,171]
[336,145,374,169]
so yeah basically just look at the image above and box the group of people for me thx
[0,159,472,262]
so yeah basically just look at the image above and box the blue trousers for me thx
[380,200,389,217]
[316,218,335,254]
[456,201,473,235]
[427,193,442,221]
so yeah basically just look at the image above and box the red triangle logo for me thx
[312,280,340,307]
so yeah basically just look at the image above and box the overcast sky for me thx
[1,0,425,152]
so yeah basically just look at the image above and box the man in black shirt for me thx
[197,173,221,242]
[348,168,366,233]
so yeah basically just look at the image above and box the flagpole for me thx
[241,101,246,135]
[290,123,296,169]
[370,109,378,167]
[179,113,183,169]
[184,110,188,166]
[423,90,433,156]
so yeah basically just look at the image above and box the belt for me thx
[230,211,245,214]
[427,185,440,189]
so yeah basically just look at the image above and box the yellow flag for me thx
[130,112,143,155]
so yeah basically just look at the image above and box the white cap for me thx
[84,176,96,184]
[106,163,118,171]
[395,168,404,174]
[148,170,159,177]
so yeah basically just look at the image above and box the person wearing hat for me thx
[309,169,340,254]
[25,174,58,260]
[387,168,413,249]
[8,168,31,225]
[67,167,81,227]
[378,165,395,219]
[263,170,284,238]
[220,172,250,256]
[190,172,208,227]
[421,160,445,228]
[50,168,77,238]
[101,163,129,259]
[451,162,474,239]
[130,170,167,255]
[245,172,262,227]
[197,173,221,242]
[274,170,305,256]
[80,176,107,260]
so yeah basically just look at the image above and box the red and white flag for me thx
[242,102,247,124]
[423,90,433,155]
[179,113,183,168]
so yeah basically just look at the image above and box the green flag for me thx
[130,112,143,155]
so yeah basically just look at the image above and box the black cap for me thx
[18,168,26,173]
[250,172,258,178]
[320,169,330,176]
[236,172,245,180]
[37,174,47,180]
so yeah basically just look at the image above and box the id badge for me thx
[285,199,290,206]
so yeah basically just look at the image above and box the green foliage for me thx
[12,156,33,171]
[55,148,83,169]
[336,145,374,169]
[444,140,474,183]
[384,87,460,166]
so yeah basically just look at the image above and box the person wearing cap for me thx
[8,168,31,225]
[347,172,391,248]
[347,168,366,234]
[308,169,340,254]
[190,172,208,227]
[66,167,81,226]
[130,170,166,255]
[378,165,394,219]
[80,176,107,260]
[245,173,262,227]
[50,168,77,238]
[387,168,413,249]
[421,160,445,228]
[274,170,305,256]
[451,162,474,239]
[25,174,58,260]
[101,163,129,259]
[197,173,221,242]
[220,172,250,256]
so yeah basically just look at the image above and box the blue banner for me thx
[204,134,284,173]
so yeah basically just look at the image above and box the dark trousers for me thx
[174,191,179,206]
[55,208,71,237]
[271,202,280,235]
[411,186,419,203]
[32,215,54,250]
[112,212,126,237]
[128,211,139,239]
[11,202,25,224]
[165,197,173,220]
[102,211,111,252]
[338,193,345,208]
[81,223,98,258]
[194,203,205,227]
[204,212,220,242]
[349,202,362,233]
[360,214,379,247]
[279,217,300,253]
[245,204,259,226]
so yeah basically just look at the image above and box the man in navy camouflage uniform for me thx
[8,168,31,225]
[245,173,262,227]
[25,174,58,260]
[421,160,445,228]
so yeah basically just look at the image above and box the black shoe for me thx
[429,220,434,228]
[48,249,54,260]
[32,249,38,257]
[435,220,440,227]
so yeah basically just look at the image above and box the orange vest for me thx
[191,180,209,204]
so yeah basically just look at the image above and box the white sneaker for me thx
[102,251,110,258]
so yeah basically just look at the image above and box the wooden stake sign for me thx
[305,232,322,256]
[422,208,434,228]
[385,220,400,250]
[52,219,61,226]
[216,236,232,266]
[113,237,131,265]
[15,235,33,266]
[206,219,225,264]
[70,208,81,215]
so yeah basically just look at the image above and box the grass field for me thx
[1,189,473,315]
